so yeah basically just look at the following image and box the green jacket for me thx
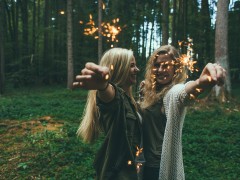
[94,83,142,180]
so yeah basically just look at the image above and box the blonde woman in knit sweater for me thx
[139,45,226,180]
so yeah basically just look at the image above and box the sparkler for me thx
[82,15,122,47]
[177,37,198,74]
[127,145,144,179]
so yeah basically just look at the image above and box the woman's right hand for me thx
[73,62,110,90]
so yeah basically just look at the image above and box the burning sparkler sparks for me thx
[82,15,122,46]
[177,37,198,73]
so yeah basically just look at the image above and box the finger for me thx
[72,81,84,88]
[81,68,96,76]
[205,63,217,81]
[85,63,109,78]
[75,75,92,81]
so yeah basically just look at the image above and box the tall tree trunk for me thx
[67,0,73,89]
[161,0,169,45]
[177,0,188,44]
[171,0,177,46]
[135,2,141,58]
[0,0,5,94]
[32,0,36,55]
[20,0,29,65]
[98,0,102,62]
[200,0,212,64]
[43,0,50,84]
[149,18,155,57]
[215,0,231,101]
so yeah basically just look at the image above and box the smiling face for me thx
[126,58,139,86]
[153,54,175,86]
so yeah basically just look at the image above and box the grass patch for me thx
[0,86,240,179]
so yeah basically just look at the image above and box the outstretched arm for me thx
[185,63,226,98]
[73,62,115,103]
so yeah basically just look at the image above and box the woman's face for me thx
[126,58,139,86]
[153,53,175,85]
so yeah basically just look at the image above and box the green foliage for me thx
[0,86,87,121]
[183,105,240,179]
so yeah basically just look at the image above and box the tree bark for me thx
[0,0,5,94]
[215,0,231,101]
[98,0,102,62]
[43,0,50,84]
[161,0,169,45]
[67,0,74,89]
[171,0,177,46]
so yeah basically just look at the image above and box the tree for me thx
[171,0,177,46]
[98,0,103,62]
[215,0,231,101]
[67,0,74,89]
[161,0,169,45]
[200,0,212,65]
[43,0,50,84]
[0,0,5,94]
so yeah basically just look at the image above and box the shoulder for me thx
[164,82,193,107]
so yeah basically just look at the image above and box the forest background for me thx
[0,0,240,179]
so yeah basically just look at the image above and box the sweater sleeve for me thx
[158,83,192,180]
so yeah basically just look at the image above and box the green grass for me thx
[184,106,240,179]
[0,85,240,179]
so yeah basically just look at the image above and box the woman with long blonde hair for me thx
[139,45,226,180]
[73,48,143,180]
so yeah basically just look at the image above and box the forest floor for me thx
[0,85,240,179]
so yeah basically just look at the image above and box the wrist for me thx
[98,82,109,91]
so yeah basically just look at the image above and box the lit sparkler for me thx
[127,145,144,178]
[82,15,122,46]
[177,37,198,73]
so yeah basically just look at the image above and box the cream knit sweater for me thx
[159,83,192,180]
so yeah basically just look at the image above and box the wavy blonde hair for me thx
[140,45,188,109]
[77,48,136,143]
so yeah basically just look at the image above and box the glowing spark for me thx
[207,76,212,82]
[128,161,132,165]
[73,82,79,86]
[110,65,114,70]
[82,15,122,45]
[177,38,198,73]
[136,146,143,157]
[190,94,195,99]
[178,41,183,47]
[136,163,143,173]
[105,74,109,80]
[195,88,202,93]
[60,11,65,15]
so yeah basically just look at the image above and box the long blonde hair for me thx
[140,45,188,109]
[77,48,136,143]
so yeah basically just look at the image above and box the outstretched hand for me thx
[197,63,226,88]
[73,62,110,90]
